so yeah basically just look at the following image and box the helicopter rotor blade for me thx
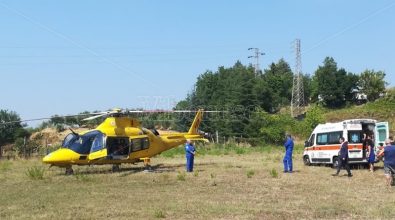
[81,109,120,121]
[0,113,100,126]
[127,110,227,113]
[82,114,108,121]
[0,108,227,125]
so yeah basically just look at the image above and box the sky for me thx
[0,0,394,126]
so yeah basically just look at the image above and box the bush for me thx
[235,147,246,155]
[246,170,255,178]
[154,210,165,218]
[26,166,45,180]
[269,168,278,178]
[303,105,324,132]
[257,112,295,145]
[177,171,186,181]
[56,124,65,132]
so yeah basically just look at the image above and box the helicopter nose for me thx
[42,154,52,163]
[42,152,57,164]
[42,148,81,164]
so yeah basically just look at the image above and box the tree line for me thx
[0,56,389,149]
[173,56,387,143]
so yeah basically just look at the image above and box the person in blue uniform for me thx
[283,134,294,173]
[333,137,352,177]
[377,139,395,187]
[185,139,196,172]
[365,135,376,172]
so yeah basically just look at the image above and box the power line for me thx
[248,47,265,75]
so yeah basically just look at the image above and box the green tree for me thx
[0,110,28,146]
[312,57,358,107]
[302,74,312,105]
[313,57,339,107]
[305,105,325,130]
[262,59,294,112]
[174,99,194,131]
[342,71,360,102]
[255,111,295,145]
[48,111,103,128]
[253,77,273,112]
[175,61,258,137]
[358,69,387,101]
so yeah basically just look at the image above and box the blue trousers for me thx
[186,155,194,172]
[283,150,293,172]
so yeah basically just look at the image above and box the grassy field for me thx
[1,145,394,220]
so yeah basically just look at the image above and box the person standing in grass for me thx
[377,139,395,187]
[283,134,294,173]
[333,137,352,177]
[185,139,196,172]
[365,135,376,172]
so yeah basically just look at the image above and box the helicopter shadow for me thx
[51,161,217,176]
[49,165,150,176]
[73,164,166,176]
[118,162,217,177]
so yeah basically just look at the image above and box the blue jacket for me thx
[185,144,195,157]
[284,137,294,153]
[339,141,349,160]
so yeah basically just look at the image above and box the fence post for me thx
[23,136,27,158]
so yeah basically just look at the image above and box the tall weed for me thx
[26,166,45,180]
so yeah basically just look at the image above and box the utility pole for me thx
[291,39,305,118]
[248,47,265,76]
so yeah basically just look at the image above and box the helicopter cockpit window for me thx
[91,133,105,153]
[64,130,104,154]
[62,133,78,148]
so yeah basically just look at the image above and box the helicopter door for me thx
[106,137,130,159]
[88,133,107,161]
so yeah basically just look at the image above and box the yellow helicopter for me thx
[42,109,208,174]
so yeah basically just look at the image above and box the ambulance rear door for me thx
[375,122,389,147]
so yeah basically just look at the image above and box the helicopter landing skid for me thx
[65,166,74,175]
[142,158,153,172]
[112,164,120,172]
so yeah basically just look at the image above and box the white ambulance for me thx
[303,119,389,167]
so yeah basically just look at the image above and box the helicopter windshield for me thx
[63,130,104,154]
[62,133,78,147]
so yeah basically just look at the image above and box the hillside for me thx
[323,88,395,134]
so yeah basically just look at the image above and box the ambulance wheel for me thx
[303,155,311,166]
[332,156,339,169]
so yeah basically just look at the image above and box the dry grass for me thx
[0,148,394,220]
